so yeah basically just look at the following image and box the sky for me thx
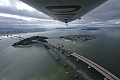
[0,0,120,28]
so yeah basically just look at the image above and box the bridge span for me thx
[47,43,93,80]
[39,42,120,80]
[70,53,120,80]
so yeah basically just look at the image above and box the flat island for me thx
[58,35,97,42]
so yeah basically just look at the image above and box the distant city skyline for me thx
[0,0,120,28]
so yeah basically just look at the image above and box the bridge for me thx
[46,43,93,80]
[70,53,120,80]
[12,38,119,80]
[12,35,24,40]
[7,35,24,40]
[42,42,120,80]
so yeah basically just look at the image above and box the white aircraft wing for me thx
[20,0,107,23]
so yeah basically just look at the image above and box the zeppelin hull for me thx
[20,0,107,23]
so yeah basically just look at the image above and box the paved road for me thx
[71,53,120,80]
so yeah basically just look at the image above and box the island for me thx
[58,35,97,42]
[12,36,48,48]
[12,35,97,48]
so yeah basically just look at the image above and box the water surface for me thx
[0,29,120,80]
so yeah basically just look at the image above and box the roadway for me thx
[46,43,93,80]
[34,42,120,80]
[71,53,120,80]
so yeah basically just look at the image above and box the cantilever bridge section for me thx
[70,53,120,80]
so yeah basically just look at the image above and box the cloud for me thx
[0,0,51,19]
[0,0,120,28]
[0,0,55,28]
[83,0,120,20]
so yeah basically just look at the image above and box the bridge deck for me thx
[39,42,120,80]
[47,43,93,80]
[71,53,120,80]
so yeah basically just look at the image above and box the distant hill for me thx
[101,27,120,30]
[81,27,100,30]
[0,28,46,35]
[55,26,87,29]
[55,26,120,30]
